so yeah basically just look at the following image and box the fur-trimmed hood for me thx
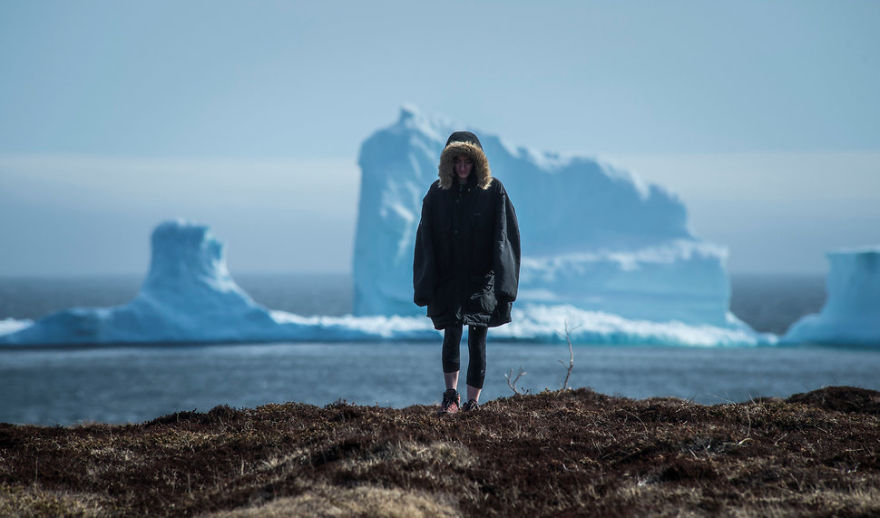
[438,131,493,190]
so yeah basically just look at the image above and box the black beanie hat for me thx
[445,131,482,150]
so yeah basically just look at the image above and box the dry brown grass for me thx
[202,483,459,518]
[0,484,108,517]
[1,386,879,517]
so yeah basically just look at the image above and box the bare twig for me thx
[559,320,575,390]
[505,367,527,395]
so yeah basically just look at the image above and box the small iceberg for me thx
[782,247,880,345]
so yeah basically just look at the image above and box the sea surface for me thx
[3,272,878,426]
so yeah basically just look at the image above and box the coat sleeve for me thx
[413,189,436,307]
[493,184,521,302]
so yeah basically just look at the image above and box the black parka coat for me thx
[413,132,521,330]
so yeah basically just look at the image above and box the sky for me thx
[1,0,878,276]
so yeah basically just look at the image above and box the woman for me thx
[413,131,521,414]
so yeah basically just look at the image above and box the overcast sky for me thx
[1,1,878,275]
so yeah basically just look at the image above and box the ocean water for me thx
[4,272,878,426]
[3,342,879,426]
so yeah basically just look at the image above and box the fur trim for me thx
[438,141,493,190]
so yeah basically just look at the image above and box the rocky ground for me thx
[1,386,879,517]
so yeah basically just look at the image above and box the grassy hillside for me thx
[2,387,879,517]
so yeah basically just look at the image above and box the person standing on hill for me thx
[413,131,521,414]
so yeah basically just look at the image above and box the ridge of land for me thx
[2,386,879,517]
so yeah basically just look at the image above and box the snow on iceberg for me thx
[0,220,774,346]
[353,106,745,328]
[782,247,880,345]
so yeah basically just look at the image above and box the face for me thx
[454,155,474,180]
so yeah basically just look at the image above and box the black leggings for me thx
[442,324,487,389]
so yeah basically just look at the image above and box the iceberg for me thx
[354,106,743,328]
[0,220,774,346]
[0,220,278,345]
[0,220,438,345]
[782,247,880,345]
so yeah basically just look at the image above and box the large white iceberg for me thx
[0,220,773,346]
[782,247,880,345]
[354,106,741,328]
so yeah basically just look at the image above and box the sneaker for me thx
[462,399,479,412]
[439,389,461,414]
